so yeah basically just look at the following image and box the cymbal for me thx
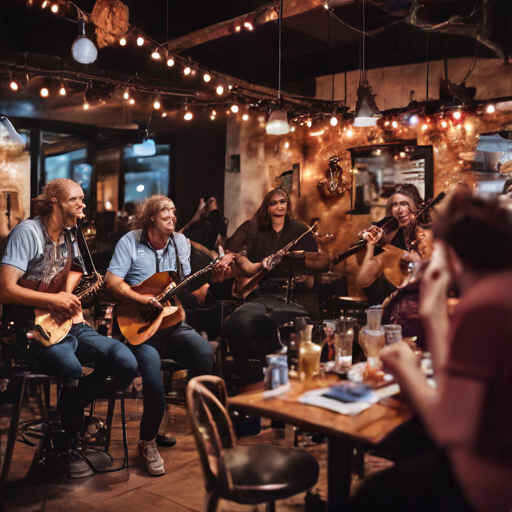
[335,296,367,303]
[320,271,342,284]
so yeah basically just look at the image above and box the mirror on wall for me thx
[348,142,434,215]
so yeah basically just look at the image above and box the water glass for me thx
[383,324,402,345]
[265,354,289,390]
[335,316,355,373]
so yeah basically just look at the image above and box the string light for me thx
[216,85,224,95]
[330,115,338,127]
[306,120,312,128]
[167,58,174,67]
[244,22,253,30]
[51,3,58,13]
[203,73,211,82]
[162,112,167,117]
[421,123,428,131]
[184,112,193,120]
[486,104,495,114]
[59,83,66,95]
[441,120,448,128]
[151,50,161,60]
[42,0,48,7]
[347,129,353,137]
[136,36,144,46]
[123,89,129,100]
[9,79,18,91]
[284,141,290,148]
[242,114,249,121]
[40,87,49,97]
[409,115,419,126]
[235,25,241,32]
[231,104,239,113]
[129,98,135,105]
[119,37,127,46]
[83,100,89,110]
[453,111,461,120]
[184,67,191,75]
[392,120,398,128]
[153,100,161,109]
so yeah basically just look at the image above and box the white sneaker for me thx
[138,440,165,476]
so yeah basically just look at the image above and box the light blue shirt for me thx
[107,230,191,286]
[1,218,84,284]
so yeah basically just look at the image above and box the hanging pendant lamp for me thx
[353,0,380,127]
[266,0,290,135]
[72,19,98,65]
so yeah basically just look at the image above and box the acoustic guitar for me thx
[116,258,219,346]
[30,272,103,346]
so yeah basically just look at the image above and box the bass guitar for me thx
[116,257,219,346]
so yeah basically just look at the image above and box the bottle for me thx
[298,324,322,380]
[359,306,386,367]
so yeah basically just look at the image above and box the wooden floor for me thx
[2,385,393,512]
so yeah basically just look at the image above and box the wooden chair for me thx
[186,375,319,512]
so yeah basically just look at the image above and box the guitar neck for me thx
[156,261,216,303]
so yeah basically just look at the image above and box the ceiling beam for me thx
[167,0,351,52]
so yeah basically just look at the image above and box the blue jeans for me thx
[130,322,213,441]
[37,322,138,437]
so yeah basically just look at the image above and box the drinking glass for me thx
[383,324,402,345]
[335,316,355,373]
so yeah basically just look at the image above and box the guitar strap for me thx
[169,233,184,282]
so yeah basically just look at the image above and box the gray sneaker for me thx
[138,440,165,476]
[69,450,94,478]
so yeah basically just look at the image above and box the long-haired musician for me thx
[0,178,138,478]
[105,195,213,477]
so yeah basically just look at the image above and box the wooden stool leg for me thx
[119,392,129,469]
[0,377,27,495]
[103,393,116,454]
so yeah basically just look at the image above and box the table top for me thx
[229,376,412,445]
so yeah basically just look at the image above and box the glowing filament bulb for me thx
[119,37,126,46]
[392,121,398,128]
[231,104,239,113]
[242,114,249,121]
[83,102,90,110]
[51,4,58,13]
[184,67,191,75]
[203,73,211,82]
[167,58,174,67]
[453,111,461,120]
[153,101,161,109]
[307,120,312,128]
[40,87,49,97]
[129,98,135,105]
[10,80,18,91]
[216,85,224,95]
[59,85,66,95]
[137,37,144,46]
[330,116,338,126]
[184,112,193,121]
[123,90,129,100]
[486,105,495,114]
[151,51,160,60]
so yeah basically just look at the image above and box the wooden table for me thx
[229,376,412,512]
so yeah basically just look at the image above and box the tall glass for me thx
[359,307,385,368]
[335,316,355,373]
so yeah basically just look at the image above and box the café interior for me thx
[1,1,512,511]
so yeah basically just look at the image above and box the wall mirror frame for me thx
[348,141,434,215]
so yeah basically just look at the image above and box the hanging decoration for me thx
[317,156,347,197]
[72,15,98,64]
[91,0,130,48]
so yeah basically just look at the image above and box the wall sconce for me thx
[317,156,347,197]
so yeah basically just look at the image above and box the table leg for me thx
[327,436,354,512]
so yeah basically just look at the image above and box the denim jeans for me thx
[37,322,138,437]
[130,322,213,441]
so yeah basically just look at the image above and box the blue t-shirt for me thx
[1,218,84,284]
[107,230,191,286]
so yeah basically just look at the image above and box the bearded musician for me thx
[0,178,138,478]
[105,195,213,477]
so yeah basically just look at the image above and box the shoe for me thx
[69,450,94,478]
[139,440,165,476]
[156,434,177,447]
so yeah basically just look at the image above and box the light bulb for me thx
[212,110,217,116]
[211,115,216,120]
[307,120,312,128]
[441,120,448,128]
[129,98,135,105]
[162,112,167,117]
[392,120,398,128]
[40,87,49,97]
[244,22,253,30]
[59,85,66,95]
[51,4,58,13]
[216,85,224,95]
[203,73,211,82]
[10,80,18,91]
[184,112,193,121]
[184,67,191,75]
[323,1,329,9]
[153,100,161,109]
[231,104,239,113]
[235,25,241,32]
[137,37,144,46]
[284,142,290,148]
[123,91,129,100]
[347,129,353,137]
[453,111,461,120]
[42,0,48,7]
[119,37,126,46]
[486,104,495,114]
[330,116,338,126]
[151,51,160,60]
[421,123,428,131]
[167,58,174,67]
[83,102,90,110]
[290,126,295,132]
[242,114,249,121]
[409,115,419,126]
